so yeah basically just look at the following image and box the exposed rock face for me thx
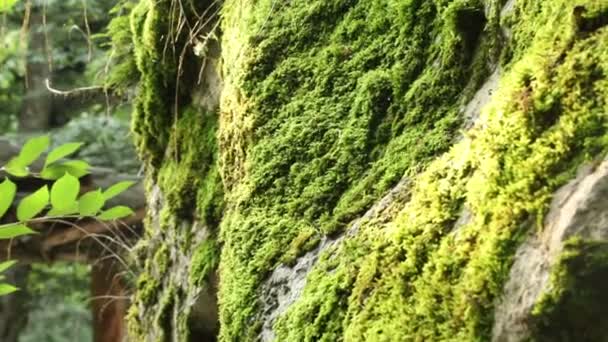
[542,161,608,252]
[461,68,501,132]
[493,158,608,341]
[116,0,608,340]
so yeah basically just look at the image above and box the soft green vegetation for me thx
[102,0,140,96]
[272,1,608,340]
[122,0,226,339]
[0,0,119,134]
[20,263,93,342]
[113,0,608,340]
[216,0,608,340]
[218,0,501,339]
[129,0,176,167]
[126,105,224,340]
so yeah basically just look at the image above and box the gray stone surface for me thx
[492,157,608,342]
[461,67,501,132]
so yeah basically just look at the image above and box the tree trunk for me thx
[19,5,52,132]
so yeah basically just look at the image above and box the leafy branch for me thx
[0,135,136,295]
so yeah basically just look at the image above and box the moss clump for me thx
[272,1,608,340]
[281,227,321,266]
[531,238,608,342]
[127,105,224,341]
[122,0,225,338]
[219,0,505,338]
[153,244,170,273]
[135,266,161,307]
[156,107,224,222]
[120,0,608,339]
[103,0,140,96]
[189,239,220,288]
[129,0,175,167]
[129,0,203,169]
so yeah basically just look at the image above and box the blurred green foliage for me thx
[52,114,140,173]
[20,263,92,342]
[0,1,138,341]
[0,28,24,132]
[0,0,120,134]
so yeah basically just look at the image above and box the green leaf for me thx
[3,136,50,176]
[47,203,78,217]
[40,166,64,180]
[102,181,135,200]
[16,135,50,167]
[97,206,134,220]
[0,0,19,13]
[40,160,90,180]
[50,173,80,211]
[44,142,83,167]
[17,186,49,221]
[0,261,16,273]
[4,162,29,177]
[0,283,18,296]
[61,160,91,175]
[0,178,16,219]
[78,190,105,216]
[0,224,35,239]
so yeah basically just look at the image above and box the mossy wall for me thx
[116,0,608,340]
[122,0,223,340]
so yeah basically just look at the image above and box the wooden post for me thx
[91,261,127,342]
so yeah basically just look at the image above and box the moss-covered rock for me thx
[531,238,608,342]
[121,1,224,340]
[115,0,608,340]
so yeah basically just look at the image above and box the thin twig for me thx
[45,78,104,96]
[81,0,92,62]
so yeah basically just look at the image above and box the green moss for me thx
[126,305,142,338]
[136,270,161,306]
[129,0,206,169]
[189,239,220,288]
[281,228,321,266]
[155,286,176,341]
[271,1,608,340]
[122,1,225,338]
[153,245,170,272]
[120,0,608,339]
[531,238,608,342]
[129,0,175,166]
[219,0,504,339]
[103,0,140,95]
[216,0,608,340]
[156,107,223,220]
[127,104,224,339]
